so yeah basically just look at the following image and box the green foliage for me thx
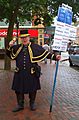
[0,0,79,25]
[0,0,54,25]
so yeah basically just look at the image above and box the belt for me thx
[14,67,35,75]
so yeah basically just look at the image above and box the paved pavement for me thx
[0,59,79,120]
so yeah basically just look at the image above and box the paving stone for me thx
[0,60,79,120]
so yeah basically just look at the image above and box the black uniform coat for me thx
[6,43,53,94]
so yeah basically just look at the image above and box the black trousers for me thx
[29,91,37,103]
[15,91,37,106]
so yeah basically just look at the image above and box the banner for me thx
[52,21,77,51]
[52,4,77,51]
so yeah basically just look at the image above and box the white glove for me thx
[9,39,16,47]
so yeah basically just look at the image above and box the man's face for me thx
[21,36,30,45]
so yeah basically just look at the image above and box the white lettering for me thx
[0,31,7,36]
[13,32,17,36]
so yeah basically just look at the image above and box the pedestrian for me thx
[6,29,61,112]
[43,42,50,64]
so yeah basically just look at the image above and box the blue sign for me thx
[57,7,66,23]
[57,6,73,25]
[65,9,73,25]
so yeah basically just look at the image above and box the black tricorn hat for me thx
[20,30,30,37]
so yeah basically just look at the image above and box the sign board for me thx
[28,29,38,37]
[57,3,73,25]
[52,21,77,51]
[52,4,77,51]
[69,25,77,40]
[0,29,20,37]
[52,22,68,51]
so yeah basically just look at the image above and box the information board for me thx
[52,4,77,51]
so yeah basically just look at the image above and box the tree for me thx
[0,0,55,70]
[0,0,21,69]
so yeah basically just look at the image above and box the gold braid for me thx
[28,43,50,63]
[11,44,23,59]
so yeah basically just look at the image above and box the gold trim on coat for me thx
[28,43,50,63]
[10,44,23,59]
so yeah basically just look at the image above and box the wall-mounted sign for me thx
[0,29,20,37]
[0,29,38,37]
[28,29,38,37]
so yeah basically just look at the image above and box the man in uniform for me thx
[6,30,61,112]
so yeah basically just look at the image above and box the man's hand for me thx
[9,39,16,47]
[56,55,61,61]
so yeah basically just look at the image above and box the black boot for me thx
[12,93,24,112]
[29,101,36,111]
[29,91,36,111]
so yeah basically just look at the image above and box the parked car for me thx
[69,45,79,66]
[68,45,79,54]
